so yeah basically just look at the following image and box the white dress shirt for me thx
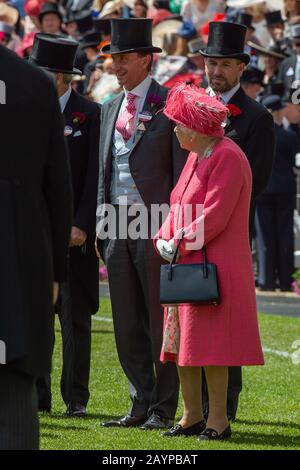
[207,83,240,104]
[113,75,152,154]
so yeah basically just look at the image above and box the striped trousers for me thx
[0,364,39,450]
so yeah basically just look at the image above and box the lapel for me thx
[103,93,124,170]
[63,89,78,126]
[225,87,245,135]
[127,79,164,160]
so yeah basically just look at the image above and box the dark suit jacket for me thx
[278,54,297,99]
[225,87,275,235]
[264,123,299,194]
[97,79,188,232]
[63,90,100,314]
[0,45,73,376]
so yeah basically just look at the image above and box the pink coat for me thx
[154,137,264,367]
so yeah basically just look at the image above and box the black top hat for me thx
[101,19,162,54]
[39,3,63,24]
[262,94,285,111]
[154,0,170,10]
[241,67,264,85]
[265,10,284,27]
[235,13,254,30]
[80,30,102,49]
[29,33,81,75]
[200,22,250,65]
[93,18,111,36]
[64,10,93,33]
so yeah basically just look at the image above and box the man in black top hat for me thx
[80,30,103,94]
[265,10,292,58]
[241,67,264,100]
[200,21,275,421]
[256,94,299,291]
[96,18,187,430]
[30,33,100,417]
[0,41,72,449]
[39,3,64,35]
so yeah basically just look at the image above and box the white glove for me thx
[156,239,176,262]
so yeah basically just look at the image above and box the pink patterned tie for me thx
[116,92,137,142]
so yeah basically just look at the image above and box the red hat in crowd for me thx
[24,0,43,17]
[163,83,229,138]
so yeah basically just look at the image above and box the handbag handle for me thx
[168,231,208,280]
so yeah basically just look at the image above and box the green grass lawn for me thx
[40,299,300,450]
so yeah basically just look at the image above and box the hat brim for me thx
[28,58,82,75]
[81,42,101,49]
[247,41,285,59]
[200,49,250,65]
[101,44,162,54]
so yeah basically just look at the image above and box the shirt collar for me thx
[59,86,72,112]
[124,75,152,99]
[221,83,241,104]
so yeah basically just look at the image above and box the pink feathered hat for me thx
[163,83,229,138]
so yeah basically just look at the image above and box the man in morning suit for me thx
[199,21,275,420]
[29,34,100,417]
[96,18,188,430]
[0,43,72,449]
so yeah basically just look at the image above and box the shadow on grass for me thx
[229,430,300,448]
[46,412,123,421]
[41,422,91,432]
[236,419,300,430]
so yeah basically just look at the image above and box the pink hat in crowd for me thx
[163,83,229,138]
[17,31,36,57]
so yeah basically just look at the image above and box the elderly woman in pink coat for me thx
[154,83,264,441]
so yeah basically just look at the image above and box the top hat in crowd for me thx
[64,9,93,34]
[187,37,206,57]
[200,21,250,64]
[29,33,81,74]
[101,19,162,54]
[93,18,111,36]
[80,30,102,49]
[265,10,285,27]
[154,0,170,10]
[235,12,254,30]
[39,3,63,24]
[261,94,285,112]
[241,66,264,86]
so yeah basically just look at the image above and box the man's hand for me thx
[69,226,87,247]
[53,282,59,304]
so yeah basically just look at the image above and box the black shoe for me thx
[102,414,147,428]
[198,425,231,441]
[163,420,206,437]
[139,413,173,430]
[66,402,87,417]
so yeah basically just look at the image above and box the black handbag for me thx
[160,234,220,306]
